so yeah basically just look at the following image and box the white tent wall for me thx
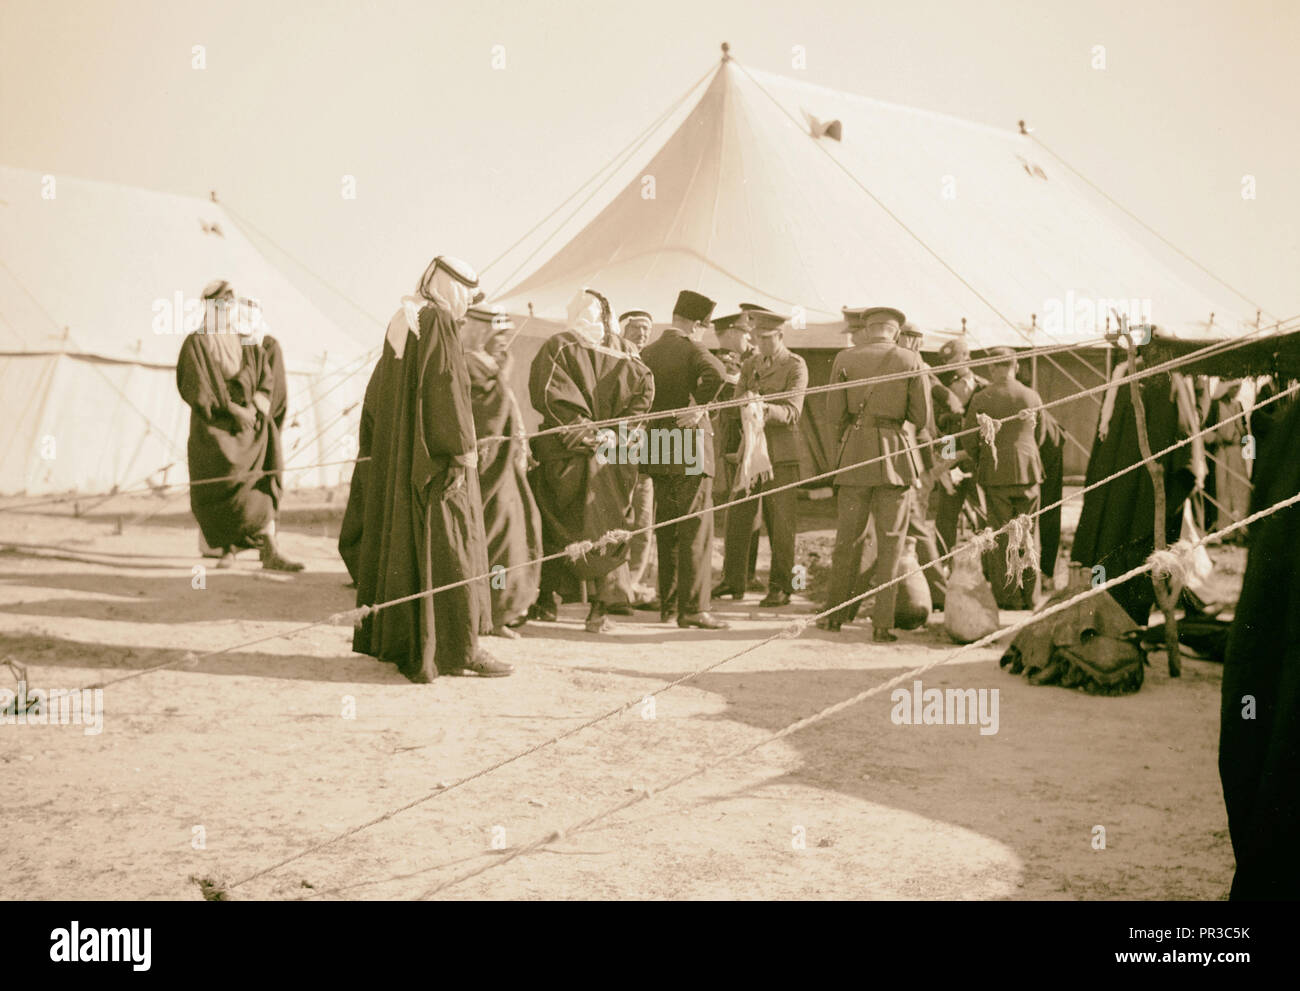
[0,164,374,498]
[0,350,368,496]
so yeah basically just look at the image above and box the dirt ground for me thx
[0,488,1241,901]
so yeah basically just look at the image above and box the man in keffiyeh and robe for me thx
[338,255,510,682]
[176,280,302,572]
[527,288,655,634]
[462,305,543,636]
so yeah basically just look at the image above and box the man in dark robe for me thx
[528,288,654,634]
[176,280,302,572]
[1070,366,1198,624]
[1220,389,1300,899]
[339,256,509,682]
[463,305,542,636]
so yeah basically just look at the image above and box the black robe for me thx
[1070,372,1196,623]
[527,331,654,596]
[176,332,283,550]
[1036,408,1065,580]
[468,352,542,628]
[339,305,492,682]
[1220,391,1300,899]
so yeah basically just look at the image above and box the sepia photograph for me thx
[1,0,1295,970]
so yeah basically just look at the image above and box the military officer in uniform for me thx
[719,306,809,607]
[639,290,730,629]
[709,311,760,598]
[821,306,932,641]
[960,347,1044,609]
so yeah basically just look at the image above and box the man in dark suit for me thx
[720,306,809,607]
[961,347,1044,609]
[639,290,730,629]
[822,306,932,640]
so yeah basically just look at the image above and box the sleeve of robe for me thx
[620,355,656,421]
[176,333,225,421]
[420,310,478,470]
[529,336,598,453]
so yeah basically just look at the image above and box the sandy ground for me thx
[0,489,1241,901]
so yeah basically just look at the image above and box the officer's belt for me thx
[852,415,904,429]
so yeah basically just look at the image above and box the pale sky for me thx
[3,0,1296,343]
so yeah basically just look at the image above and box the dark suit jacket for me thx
[639,326,727,477]
[961,378,1044,487]
[728,345,808,465]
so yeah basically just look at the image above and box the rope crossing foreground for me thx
[413,487,1300,899]
[221,378,1299,895]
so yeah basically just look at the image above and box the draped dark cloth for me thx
[527,331,654,587]
[1220,392,1300,900]
[339,305,492,683]
[176,331,283,550]
[1037,408,1065,580]
[468,352,542,628]
[1070,372,1196,624]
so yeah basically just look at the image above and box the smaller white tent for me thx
[0,166,375,496]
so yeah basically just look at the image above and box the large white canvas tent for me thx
[487,51,1260,475]
[0,166,372,496]
[492,52,1255,344]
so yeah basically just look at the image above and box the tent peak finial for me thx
[721,42,731,61]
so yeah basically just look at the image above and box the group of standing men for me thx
[183,254,1054,685]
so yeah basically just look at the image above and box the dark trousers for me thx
[908,494,947,608]
[1039,442,1063,582]
[652,473,714,617]
[934,475,976,554]
[827,483,910,628]
[714,456,759,588]
[725,462,799,595]
[983,483,1041,610]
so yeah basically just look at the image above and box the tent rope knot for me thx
[971,527,1000,555]
[779,616,812,639]
[1003,514,1040,589]
[1017,407,1038,429]
[597,529,631,549]
[975,412,1000,470]
[329,605,372,627]
[1147,540,1198,588]
[564,539,596,561]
